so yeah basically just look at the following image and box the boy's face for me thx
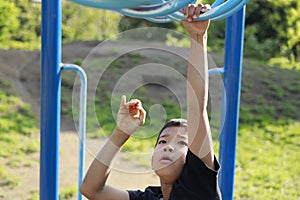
[152,126,188,181]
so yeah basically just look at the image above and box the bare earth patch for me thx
[0,41,166,199]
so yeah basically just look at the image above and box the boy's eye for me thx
[178,141,188,146]
[158,140,166,144]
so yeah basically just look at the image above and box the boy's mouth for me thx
[160,155,172,163]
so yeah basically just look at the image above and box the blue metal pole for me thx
[218,6,246,200]
[61,64,87,200]
[40,0,61,199]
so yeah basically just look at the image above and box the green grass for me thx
[240,58,300,127]
[27,186,77,200]
[28,191,39,200]
[1,47,300,199]
[235,122,300,199]
[59,186,77,200]
[61,51,300,199]
[0,79,38,190]
[0,166,21,189]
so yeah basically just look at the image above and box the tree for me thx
[245,0,300,61]
[284,1,300,62]
[0,1,20,43]
[8,0,41,42]
[62,1,122,42]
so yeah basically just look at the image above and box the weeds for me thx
[1,50,299,199]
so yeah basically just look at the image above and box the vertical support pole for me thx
[219,6,246,200]
[40,0,61,199]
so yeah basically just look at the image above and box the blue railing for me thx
[61,64,87,200]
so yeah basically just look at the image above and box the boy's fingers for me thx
[183,3,211,20]
[188,4,196,19]
[202,4,211,12]
[183,6,188,17]
[139,107,146,124]
[128,99,141,107]
[194,4,203,18]
[205,4,211,9]
[120,95,126,107]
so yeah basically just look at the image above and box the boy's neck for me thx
[160,180,173,200]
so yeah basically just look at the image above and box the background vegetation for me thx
[1,0,300,68]
[0,0,299,199]
[0,80,38,190]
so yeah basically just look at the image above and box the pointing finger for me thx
[120,95,126,107]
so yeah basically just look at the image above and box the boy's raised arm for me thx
[80,95,146,200]
[182,4,215,169]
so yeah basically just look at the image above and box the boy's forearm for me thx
[80,128,130,197]
[188,33,208,113]
[190,33,207,49]
[109,127,131,148]
[96,127,130,166]
[187,32,214,168]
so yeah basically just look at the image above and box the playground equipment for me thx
[40,0,248,199]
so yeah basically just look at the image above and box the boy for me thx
[80,4,221,200]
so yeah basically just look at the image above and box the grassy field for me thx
[0,80,38,191]
[235,123,300,199]
[52,50,300,199]
[1,48,300,199]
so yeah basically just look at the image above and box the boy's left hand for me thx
[116,95,146,135]
[183,4,211,22]
[182,4,211,35]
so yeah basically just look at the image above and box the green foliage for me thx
[0,0,300,67]
[206,20,226,52]
[62,1,121,42]
[0,79,38,157]
[12,0,41,41]
[0,1,20,42]
[0,0,41,49]
[21,139,40,154]
[118,15,177,36]
[0,0,121,49]
[245,0,300,62]
[165,29,190,48]
[59,186,77,200]
[0,79,39,194]
[29,191,39,200]
[0,166,21,188]
[243,25,278,60]
[268,56,300,70]
[0,80,37,136]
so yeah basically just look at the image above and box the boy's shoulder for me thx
[128,186,162,200]
[169,149,221,199]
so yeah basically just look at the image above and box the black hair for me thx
[154,118,187,146]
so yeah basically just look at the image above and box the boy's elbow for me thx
[80,182,94,199]
[79,183,88,198]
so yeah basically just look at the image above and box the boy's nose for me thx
[163,145,174,152]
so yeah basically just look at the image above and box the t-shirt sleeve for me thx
[127,186,162,200]
[170,149,221,200]
[127,190,144,200]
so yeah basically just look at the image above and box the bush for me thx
[268,57,300,70]
[0,1,20,42]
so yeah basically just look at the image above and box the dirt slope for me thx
[0,41,168,199]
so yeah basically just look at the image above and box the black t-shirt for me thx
[127,149,222,200]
